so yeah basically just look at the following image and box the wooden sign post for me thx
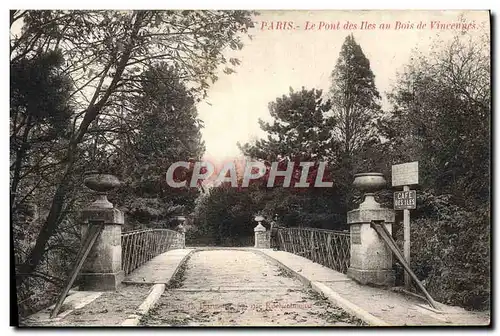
[392,161,418,289]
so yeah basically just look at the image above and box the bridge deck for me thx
[141,249,359,326]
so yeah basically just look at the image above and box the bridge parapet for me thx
[78,173,186,290]
[121,228,184,275]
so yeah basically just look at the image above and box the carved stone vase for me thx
[352,172,386,209]
[84,171,121,209]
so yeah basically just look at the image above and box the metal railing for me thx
[121,229,183,275]
[275,226,350,274]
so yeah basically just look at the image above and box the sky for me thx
[197,10,489,165]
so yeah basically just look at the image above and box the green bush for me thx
[191,185,260,246]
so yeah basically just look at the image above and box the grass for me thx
[166,255,192,289]
[276,266,295,278]
[305,289,367,326]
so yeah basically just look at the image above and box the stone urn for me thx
[353,172,386,209]
[84,171,121,209]
[175,216,187,232]
[254,215,266,232]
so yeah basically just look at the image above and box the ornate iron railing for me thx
[121,229,183,275]
[275,226,350,274]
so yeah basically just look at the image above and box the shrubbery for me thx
[399,192,490,310]
[190,185,259,246]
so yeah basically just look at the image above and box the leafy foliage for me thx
[236,35,385,230]
[191,185,259,246]
[410,194,490,310]
[239,87,334,161]
[111,64,205,230]
[384,34,490,207]
[384,33,490,310]
[10,50,79,317]
[237,86,347,230]
[329,34,382,157]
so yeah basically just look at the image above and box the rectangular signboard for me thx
[394,190,416,210]
[351,225,361,244]
[392,162,419,186]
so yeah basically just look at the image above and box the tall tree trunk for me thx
[10,116,32,208]
[17,145,76,280]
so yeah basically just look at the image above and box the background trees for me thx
[191,184,260,246]
[10,9,254,316]
[236,87,345,231]
[113,64,205,230]
[327,34,384,213]
[232,35,383,232]
[329,34,382,159]
[239,87,334,161]
[11,50,77,315]
[384,34,490,206]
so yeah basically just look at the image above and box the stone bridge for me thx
[19,173,490,327]
[22,246,489,327]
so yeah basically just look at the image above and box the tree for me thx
[380,32,490,309]
[384,33,490,206]
[114,64,206,228]
[11,9,254,288]
[10,50,77,316]
[324,34,383,212]
[237,87,346,230]
[329,34,381,159]
[10,50,73,209]
[191,183,260,246]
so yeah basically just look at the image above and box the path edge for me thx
[311,281,390,326]
[121,284,166,326]
[250,248,390,327]
[166,249,196,287]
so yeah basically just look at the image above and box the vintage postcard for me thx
[10,10,490,327]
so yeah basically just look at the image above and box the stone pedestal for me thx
[79,207,124,291]
[254,223,270,249]
[346,194,395,287]
[176,224,186,249]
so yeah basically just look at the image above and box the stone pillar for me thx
[254,223,270,249]
[79,172,124,291]
[346,173,395,287]
[80,207,124,291]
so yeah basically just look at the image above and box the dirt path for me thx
[142,250,365,326]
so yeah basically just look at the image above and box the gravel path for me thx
[142,250,365,326]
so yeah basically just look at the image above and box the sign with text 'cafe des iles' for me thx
[393,190,416,210]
